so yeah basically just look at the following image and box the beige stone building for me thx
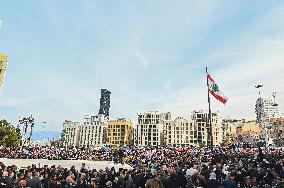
[134,111,170,146]
[62,120,80,147]
[191,110,223,147]
[164,117,195,147]
[79,114,108,148]
[0,54,8,90]
[108,118,133,147]
[236,121,260,143]
[222,119,244,144]
[268,118,284,146]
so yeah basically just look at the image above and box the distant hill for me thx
[32,131,61,141]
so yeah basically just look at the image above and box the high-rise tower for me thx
[98,89,111,118]
[255,95,279,143]
[255,97,279,124]
[0,54,8,92]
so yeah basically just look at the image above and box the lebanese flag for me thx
[208,74,228,104]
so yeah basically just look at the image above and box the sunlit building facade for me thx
[62,120,80,147]
[134,111,170,146]
[108,118,133,147]
[0,54,8,91]
[191,110,223,147]
[79,114,108,148]
[164,117,195,147]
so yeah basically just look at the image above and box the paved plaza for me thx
[0,158,132,171]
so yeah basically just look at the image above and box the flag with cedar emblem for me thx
[207,74,228,104]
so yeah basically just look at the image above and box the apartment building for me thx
[256,97,279,141]
[108,118,133,147]
[79,114,108,148]
[62,120,80,147]
[0,54,8,90]
[191,110,222,147]
[164,117,195,147]
[236,121,260,144]
[134,111,170,146]
[222,119,245,144]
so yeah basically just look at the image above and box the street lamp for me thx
[19,115,35,148]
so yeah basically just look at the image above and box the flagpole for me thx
[206,67,213,149]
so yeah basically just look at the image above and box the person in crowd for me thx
[111,177,120,188]
[204,172,221,188]
[0,170,15,188]
[5,170,15,188]
[145,177,164,188]
[15,180,27,188]
[0,145,284,187]
[26,171,43,188]
[223,172,237,188]
[77,173,88,188]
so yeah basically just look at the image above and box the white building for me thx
[191,110,223,147]
[164,117,195,147]
[79,114,108,148]
[256,97,279,124]
[62,120,80,147]
[134,111,170,147]
[255,97,279,141]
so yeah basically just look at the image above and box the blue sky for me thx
[0,0,284,131]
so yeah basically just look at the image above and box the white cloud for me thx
[2,1,284,131]
[161,5,284,121]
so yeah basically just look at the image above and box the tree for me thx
[50,139,62,147]
[199,142,206,148]
[0,119,21,147]
[220,141,227,147]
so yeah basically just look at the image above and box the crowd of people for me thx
[0,145,284,187]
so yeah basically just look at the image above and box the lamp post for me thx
[19,115,35,149]
[40,121,47,141]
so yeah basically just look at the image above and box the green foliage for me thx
[220,141,227,147]
[199,142,206,148]
[50,139,62,147]
[0,119,20,147]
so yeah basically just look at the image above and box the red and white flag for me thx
[207,74,228,104]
